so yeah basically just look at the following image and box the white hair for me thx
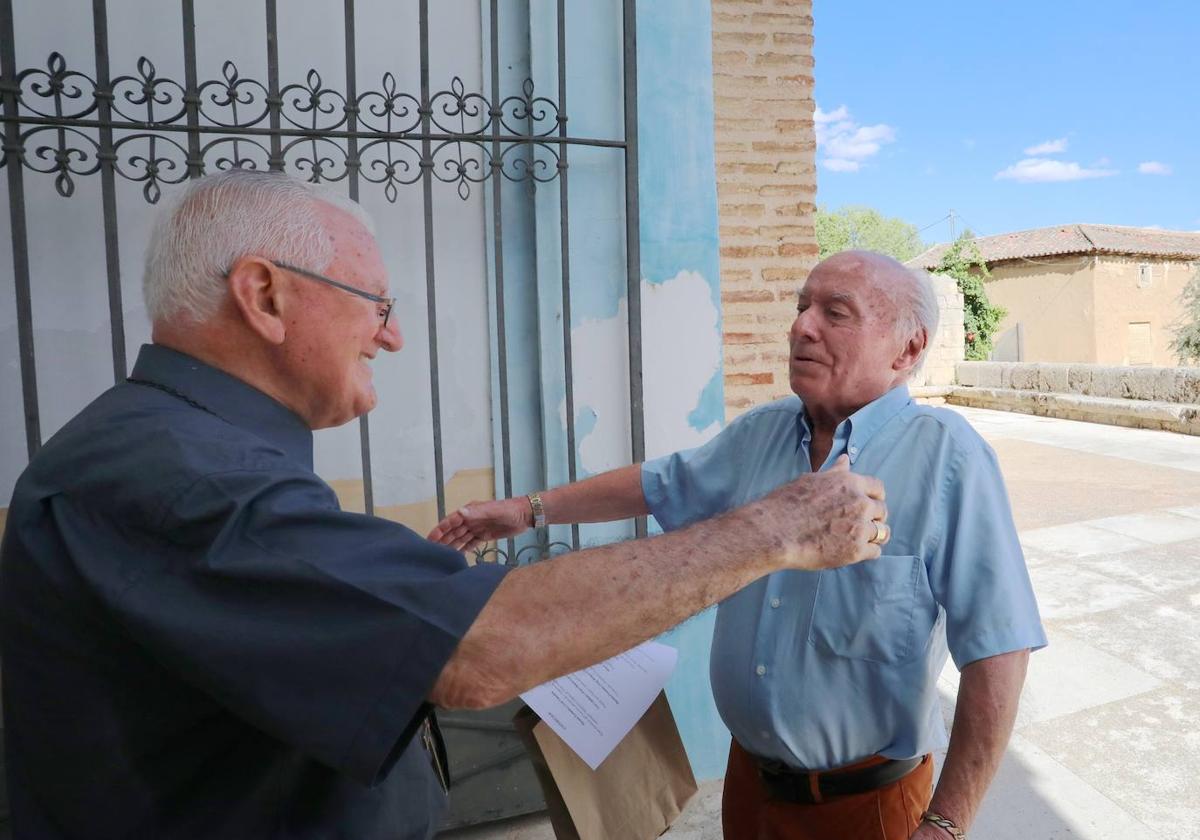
[143,169,375,324]
[894,267,940,375]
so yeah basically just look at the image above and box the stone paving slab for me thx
[1020,686,1200,834]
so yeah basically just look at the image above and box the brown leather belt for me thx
[757,754,925,804]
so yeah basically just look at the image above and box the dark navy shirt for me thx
[0,344,510,839]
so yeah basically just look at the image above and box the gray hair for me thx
[894,267,940,375]
[143,169,375,324]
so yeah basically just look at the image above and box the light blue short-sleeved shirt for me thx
[642,384,1046,771]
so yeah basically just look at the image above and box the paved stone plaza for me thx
[445,406,1200,839]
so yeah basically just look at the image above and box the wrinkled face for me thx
[286,204,401,429]
[789,255,908,418]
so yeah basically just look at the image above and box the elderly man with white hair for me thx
[431,250,1047,840]
[0,172,891,840]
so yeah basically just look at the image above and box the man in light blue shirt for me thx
[431,250,1046,839]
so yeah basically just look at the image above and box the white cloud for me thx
[823,158,860,172]
[1024,137,1068,155]
[814,105,849,124]
[995,158,1117,183]
[814,103,895,173]
[1138,161,1172,175]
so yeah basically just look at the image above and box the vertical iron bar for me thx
[419,0,446,522]
[343,0,374,516]
[264,0,282,170]
[621,0,646,539]
[93,0,126,381]
[1,0,41,457]
[556,0,579,551]
[488,0,515,560]
[181,0,202,178]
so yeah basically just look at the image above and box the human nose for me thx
[378,319,403,352]
[790,309,818,343]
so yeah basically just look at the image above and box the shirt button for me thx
[849,446,859,456]
[756,664,767,676]
[770,598,781,608]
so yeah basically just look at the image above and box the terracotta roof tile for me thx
[907,224,1200,269]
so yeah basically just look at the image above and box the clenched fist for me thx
[734,454,888,570]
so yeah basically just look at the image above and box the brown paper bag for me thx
[513,691,698,840]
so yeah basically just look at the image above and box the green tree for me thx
[935,233,1007,361]
[1170,265,1200,364]
[815,205,925,263]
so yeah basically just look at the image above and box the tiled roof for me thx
[906,224,1200,269]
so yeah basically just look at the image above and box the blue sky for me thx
[813,0,1198,246]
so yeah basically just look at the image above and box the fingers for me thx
[426,509,464,542]
[855,474,886,501]
[869,498,888,524]
[829,453,850,472]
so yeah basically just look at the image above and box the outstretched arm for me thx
[427,464,646,552]
[431,458,887,709]
[912,649,1029,838]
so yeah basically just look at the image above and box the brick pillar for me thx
[712,0,817,419]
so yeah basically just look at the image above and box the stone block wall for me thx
[955,362,1200,404]
[711,0,817,418]
[951,362,1200,435]
[914,273,965,387]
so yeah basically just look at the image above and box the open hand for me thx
[427,497,532,552]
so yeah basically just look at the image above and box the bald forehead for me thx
[802,250,912,316]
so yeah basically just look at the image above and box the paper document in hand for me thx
[520,640,678,770]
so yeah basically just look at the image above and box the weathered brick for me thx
[720,244,777,259]
[720,202,765,218]
[727,372,775,386]
[722,289,776,303]
[714,31,768,45]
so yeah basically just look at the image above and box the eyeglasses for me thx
[273,260,395,330]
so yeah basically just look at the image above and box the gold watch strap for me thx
[528,492,547,528]
[922,811,966,839]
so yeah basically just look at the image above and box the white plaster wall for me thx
[564,271,723,479]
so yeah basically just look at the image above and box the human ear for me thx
[892,328,927,374]
[226,257,287,345]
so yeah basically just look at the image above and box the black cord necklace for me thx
[126,377,219,418]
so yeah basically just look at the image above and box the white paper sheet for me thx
[520,640,679,770]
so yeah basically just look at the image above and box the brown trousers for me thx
[721,740,934,840]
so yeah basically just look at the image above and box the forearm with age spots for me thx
[429,507,773,710]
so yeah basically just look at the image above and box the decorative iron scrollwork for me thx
[473,540,572,566]
[1,52,587,203]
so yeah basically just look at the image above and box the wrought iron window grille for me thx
[0,52,614,203]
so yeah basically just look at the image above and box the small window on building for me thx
[1137,263,1153,288]
[1127,321,1152,365]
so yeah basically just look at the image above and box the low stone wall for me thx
[951,362,1200,436]
[955,361,1200,403]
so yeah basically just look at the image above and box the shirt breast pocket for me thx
[808,555,935,664]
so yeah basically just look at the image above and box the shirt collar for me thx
[129,343,314,469]
[798,383,913,466]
